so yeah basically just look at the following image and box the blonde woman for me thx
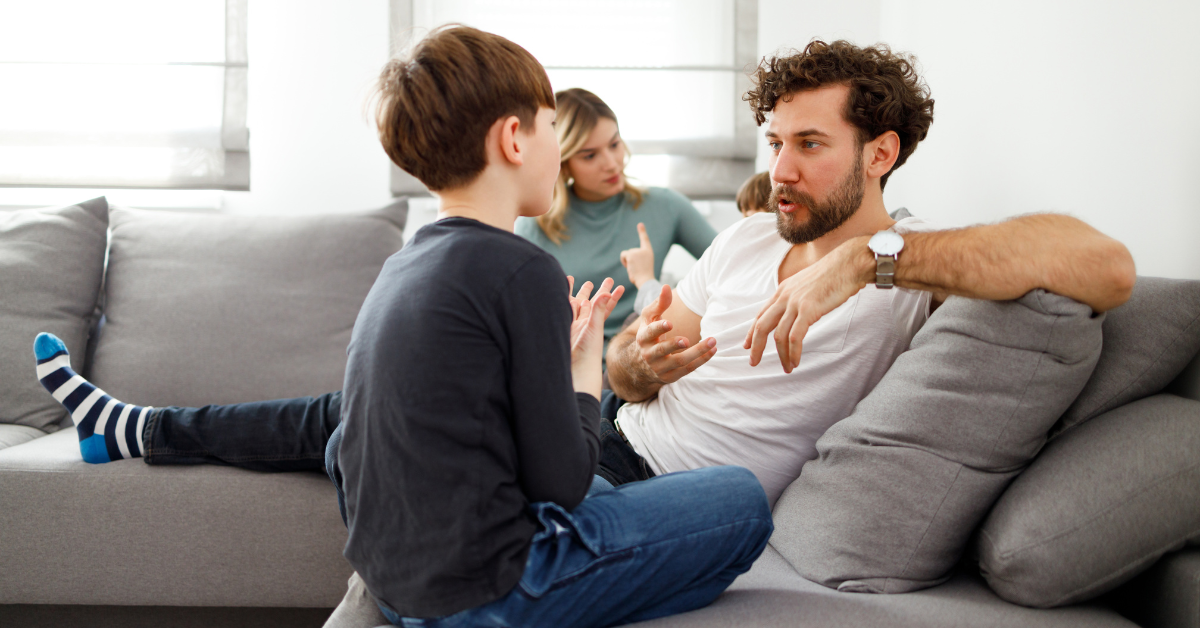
[515,88,717,340]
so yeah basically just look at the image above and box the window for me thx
[389,0,758,199]
[0,0,249,190]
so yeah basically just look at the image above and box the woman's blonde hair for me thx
[536,88,643,245]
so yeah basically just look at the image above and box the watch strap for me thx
[875,254,896,289]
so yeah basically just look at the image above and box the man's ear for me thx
[864,130,900,180]
[496,115,524,166]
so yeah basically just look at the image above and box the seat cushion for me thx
[625,544,1135,627]
[1053,277,1200,437]
[0,428,351,606]
[772,291,1103,594]
[88,201,406,407]
[0,424,47,451]
[978,394,1200,607]
[0,198,108,431]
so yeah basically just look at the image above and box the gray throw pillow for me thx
[88,201,406,407]
[1052,277,1200,437]
[0,198,109,431]
[978,394,1200,607]
[772,290,1102,593]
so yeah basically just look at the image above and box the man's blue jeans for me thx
[372,465,772,628]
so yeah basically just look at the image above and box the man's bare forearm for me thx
[605,324,664,403]
[853,214,1136,312]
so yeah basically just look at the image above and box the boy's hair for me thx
[736,171,772,214]
[744,40,935,189]
[373,25,556,191]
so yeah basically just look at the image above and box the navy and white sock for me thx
[33,333,152,464]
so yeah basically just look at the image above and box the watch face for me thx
[869,230,905,256]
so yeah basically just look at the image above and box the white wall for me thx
[221,0,393,215]
[757,0,1200,279]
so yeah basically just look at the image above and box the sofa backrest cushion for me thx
[771,290,1102,594]
[978,393,1200,607]
[1053,277,1200,437]
[0,198,109,431]
[87,201,406,407]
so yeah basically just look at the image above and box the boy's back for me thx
[338,218,601,617]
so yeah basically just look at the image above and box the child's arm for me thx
[567,276,624,399]
[501,257,612,510]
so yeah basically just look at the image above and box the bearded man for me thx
[602,40,1135,505]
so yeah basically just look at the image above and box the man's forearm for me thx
[605,325,664,403]
[864,214,1135,313]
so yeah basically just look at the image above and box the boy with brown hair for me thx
[333,26,771,627]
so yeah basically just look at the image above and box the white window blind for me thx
[0,0,249,190]
[390,0,757,198]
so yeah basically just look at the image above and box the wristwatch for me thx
[868,230,905,289]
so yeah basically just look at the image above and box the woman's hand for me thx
[619,223,656,288]
[567,276,624,398]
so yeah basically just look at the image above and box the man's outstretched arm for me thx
[606,284,715,403]
[746,213,1137,371]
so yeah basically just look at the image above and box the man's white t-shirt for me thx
[617,212,939,505]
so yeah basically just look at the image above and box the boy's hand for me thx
[619,223,656,288]
[567,276,624,366]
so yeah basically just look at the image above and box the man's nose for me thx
[771,151,800,184]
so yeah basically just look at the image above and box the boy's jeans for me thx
[147,394,772,627]
[371,464,772,628]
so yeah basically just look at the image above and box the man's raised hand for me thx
[635,284,717,385]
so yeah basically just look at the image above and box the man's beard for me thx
[770,156,865,245]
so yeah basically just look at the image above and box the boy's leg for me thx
[378,466,772,628]
[146,391,343,472]
[33,332,342,469]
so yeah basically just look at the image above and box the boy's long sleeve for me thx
[498,255,601,510]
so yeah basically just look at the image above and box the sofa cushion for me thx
[0,197,109,431]
[1053,277,1200,437]
[771,291,1102,594]
[977,394,1200,607]
[0,427,351,606]
[0,424,47,451]
[624,544,1135,627]
[88,201,406,407]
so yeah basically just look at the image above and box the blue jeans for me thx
[372,465,772,628]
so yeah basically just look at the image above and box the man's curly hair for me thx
[745,40,934,189]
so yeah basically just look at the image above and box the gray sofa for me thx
[2,197,1198,628]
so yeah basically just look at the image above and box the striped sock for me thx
[33,333,152,464]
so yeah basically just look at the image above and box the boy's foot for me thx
[34,333,152,464]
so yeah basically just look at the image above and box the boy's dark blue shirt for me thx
[338,217,601,618]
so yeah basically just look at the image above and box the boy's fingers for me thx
[567,276,575,295]
[575,280,594,302]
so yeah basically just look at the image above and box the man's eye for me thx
[803,141,820,149]
[769,142,781,151]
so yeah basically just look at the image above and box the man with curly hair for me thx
[604,39,1136,505]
